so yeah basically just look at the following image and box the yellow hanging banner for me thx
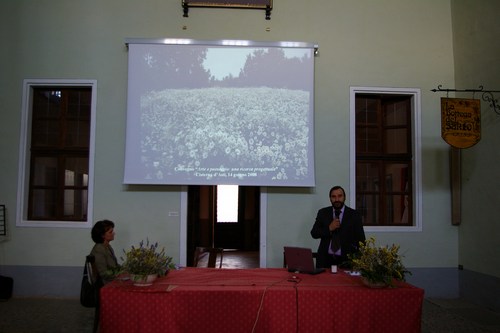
[441,98,481,148]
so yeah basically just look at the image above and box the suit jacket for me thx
[90,243,119,284]
[310,205,365,268]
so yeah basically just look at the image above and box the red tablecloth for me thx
[295,273,423,333]
[99,268,423,333]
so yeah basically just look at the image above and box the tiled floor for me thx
[0,297,95,333]
[422,298,500,333]
[421,298,500,333]
[221,250,259,269]
[1,296,500,333]
[194,249,260,269]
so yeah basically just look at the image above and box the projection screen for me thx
[124,39,317,186]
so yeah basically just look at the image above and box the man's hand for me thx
[329,218,341,231]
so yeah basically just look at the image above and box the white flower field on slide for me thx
[139,86,311,184]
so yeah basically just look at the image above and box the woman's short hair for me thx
[91,219,115,243]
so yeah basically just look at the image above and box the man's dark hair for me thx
[329,185,346,198]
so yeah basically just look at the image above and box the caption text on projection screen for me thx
[124,41,316,186]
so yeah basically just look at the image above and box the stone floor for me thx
[1,296,500,333]
[0,297,95,333]
[421,298,500,333]
[221,249,260,269]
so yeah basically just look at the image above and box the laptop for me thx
[284,246,325,275]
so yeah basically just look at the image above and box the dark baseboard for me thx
[0,265,82,298]
[406,267,459,298]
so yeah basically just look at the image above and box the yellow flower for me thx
[348,237,410,286]
[121,239,175,277]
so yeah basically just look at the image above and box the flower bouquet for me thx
[121,240,175,285]
[348,237,410,287]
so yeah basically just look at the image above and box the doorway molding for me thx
[179,186,267,267]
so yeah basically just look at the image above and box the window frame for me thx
[16,79,97,228]
[350,86,422,232]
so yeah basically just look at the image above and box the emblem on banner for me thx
[441,98,481,148]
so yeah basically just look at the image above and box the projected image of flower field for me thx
[124,43,316,186]
[140,86,310,183]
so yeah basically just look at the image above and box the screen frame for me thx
[125,38,318,52]
[124,38,319,187]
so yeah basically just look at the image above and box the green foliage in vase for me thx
[121,240,175,277]
[348,237,410,287]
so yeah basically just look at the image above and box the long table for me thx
[100,268,423,333]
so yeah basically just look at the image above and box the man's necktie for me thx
[330,209,341,253]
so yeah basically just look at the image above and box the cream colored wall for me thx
[0,0,458,270]
[451,0,500,278]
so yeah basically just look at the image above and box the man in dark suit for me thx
[311,185,366,268]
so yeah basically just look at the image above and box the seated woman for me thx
[90,219,119,284]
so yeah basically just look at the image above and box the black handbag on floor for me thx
[80,255,98,308]
[0,275,13,301]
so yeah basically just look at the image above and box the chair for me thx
[85,255,102,333]
[283,251,317,268]
[193,247,224,268]
[85,254,98,284]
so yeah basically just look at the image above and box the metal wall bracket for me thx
[431,85,500,115]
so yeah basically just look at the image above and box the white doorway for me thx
[179,186,267,267]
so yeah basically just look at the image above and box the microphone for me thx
[331,209,342,253]
[333,209,342,233]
